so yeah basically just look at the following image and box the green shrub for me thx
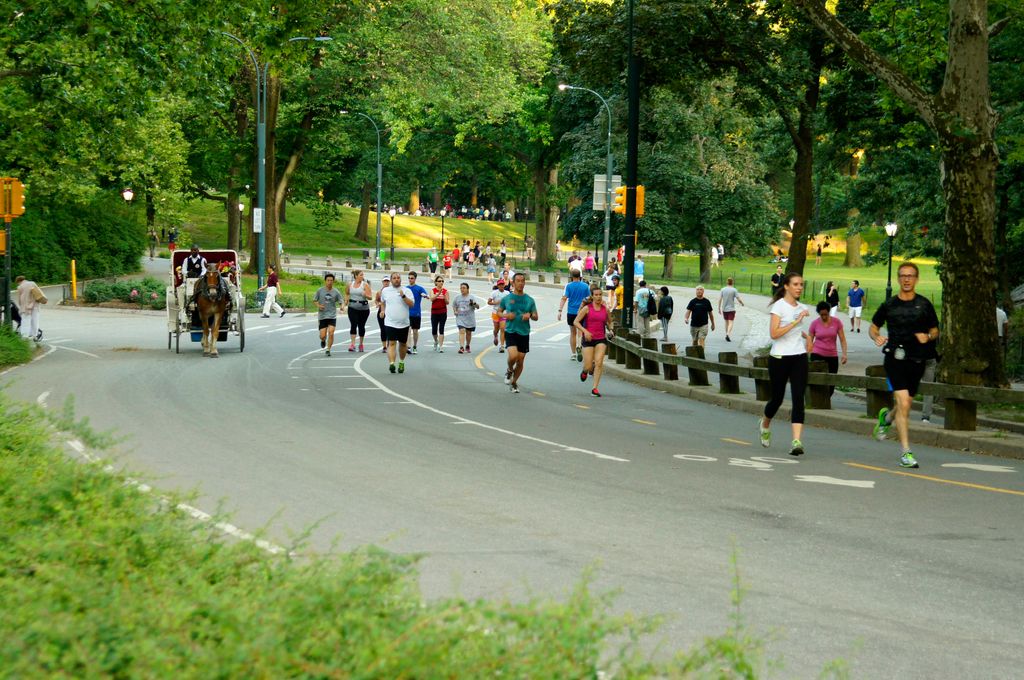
[0,397,838,677]
[0,326,33,369]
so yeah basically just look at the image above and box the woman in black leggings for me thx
[758,273,811,456]
[428,275,450,352]
[344,270,372,352]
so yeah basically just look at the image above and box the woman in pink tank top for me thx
[573,284,614,397]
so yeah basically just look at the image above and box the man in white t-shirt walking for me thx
[378,272,415,373]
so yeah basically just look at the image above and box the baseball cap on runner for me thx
[497,279,506,286]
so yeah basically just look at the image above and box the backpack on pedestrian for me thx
[646,290,657,317]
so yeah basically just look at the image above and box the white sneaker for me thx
[758,418,771,448]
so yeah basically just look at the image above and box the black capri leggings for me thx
[764,353,809,424]
[376,309,386,338]
[348,306,370,337]
[431,313,447,337]
[810,353,839,397]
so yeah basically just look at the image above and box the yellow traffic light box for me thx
[612,184,645,216]
[2,177,26,218]
[612,185,627,215]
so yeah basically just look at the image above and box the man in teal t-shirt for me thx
[498,273,538,394]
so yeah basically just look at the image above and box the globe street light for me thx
[522,207,529,257]
[389,208,397,261]
[884,221,899,300]
[440,209,447,251]
[558,83,614,270]
[220,32,332,286]
[341,110,383,268]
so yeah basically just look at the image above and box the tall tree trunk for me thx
[786,34,824,277]
[356,181,371,241]
[843,232,864,267]
[226,187,240,251]
[532,165,557,267]
[433,188,442,211]
[279,193,287,224]
[145,190,156,232]
[699,231,711,283]
[795,0,1004,386]
[663,250,675,279]
[471,181,478,208]
[409,186,420,213]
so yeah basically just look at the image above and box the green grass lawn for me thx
[183,201,941,317]
[184,199,531,257]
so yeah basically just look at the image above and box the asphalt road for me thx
[4,278,1023,678]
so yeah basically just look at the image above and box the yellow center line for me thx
[722,437,752,446]
[473,319,562,372]
[632,418,656,425]
[845,463,1024,497]
[531,391,546,397]
[575,404,590,410]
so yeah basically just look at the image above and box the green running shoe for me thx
[900,452,919,468]
[398,361,405,374]
[789,439,804,456]
[758,418,771,448]
[873,407,890,441]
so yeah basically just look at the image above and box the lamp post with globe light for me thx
[440,209,447,251]
[558,83,614,269]
[389,208,397,261]
[884,222,899,300]
[220,32,332,286]
[341,110,383,267]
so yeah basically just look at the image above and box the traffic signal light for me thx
[8,180,24,216]
[1,178,25,217]
[635,185,645,217]
[612,185,627,215]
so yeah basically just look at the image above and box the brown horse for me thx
[193,265,231,357]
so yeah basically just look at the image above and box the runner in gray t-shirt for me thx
[313,273,345,355]
[452,282,479,354]
[717,278,745,343]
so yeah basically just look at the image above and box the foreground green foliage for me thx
[0,394,834,677]
[0,327,34,370]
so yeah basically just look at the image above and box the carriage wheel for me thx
[168,332,172,350]
[238,310,245,352]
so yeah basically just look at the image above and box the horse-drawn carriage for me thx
[167,249,246,355]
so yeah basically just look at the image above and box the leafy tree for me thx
[794,0,1012,385]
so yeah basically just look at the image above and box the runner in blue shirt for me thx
[558,270,591,362]
[634,254,645,282]
[405,271,428,353]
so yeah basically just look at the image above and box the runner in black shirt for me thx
[868,262,939,468]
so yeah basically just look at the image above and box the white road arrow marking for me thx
[795,475,875,488]
[36,391,50,407]
[941,463,1016,473]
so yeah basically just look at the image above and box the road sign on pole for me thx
[252,207,264,234]
[592,174,622,211]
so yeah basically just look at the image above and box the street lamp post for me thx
[221,33,332,287]
[341,110,382,268]
[558,83,613,271]
[522,207,529,258]
[884,222,899,300]
[389,208,397,262]
[440,209,447,251]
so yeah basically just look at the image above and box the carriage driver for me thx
[183,245,208,280]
